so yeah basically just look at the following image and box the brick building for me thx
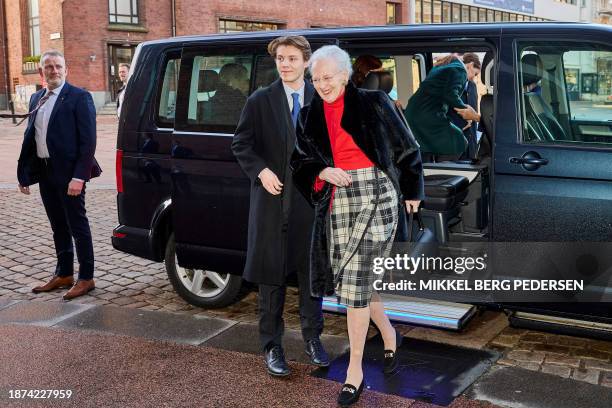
[0,0,406,111]
[0,1,607,112]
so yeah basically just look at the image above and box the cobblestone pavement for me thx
[1,115,612,391]
[488,327,612,388]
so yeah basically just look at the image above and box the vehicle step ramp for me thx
[322,294,478,330]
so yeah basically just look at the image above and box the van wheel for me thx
[164,233,243,308]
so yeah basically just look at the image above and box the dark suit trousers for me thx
[38,162,94,280]
[259,221,324,351]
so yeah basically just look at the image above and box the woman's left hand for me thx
[405,200,421,213]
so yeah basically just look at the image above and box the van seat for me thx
[422,174,469,211]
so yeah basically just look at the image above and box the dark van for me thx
[113,23,612,335]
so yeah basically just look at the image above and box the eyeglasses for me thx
[312,71,343,85]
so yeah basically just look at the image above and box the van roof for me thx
[139,22,611,48]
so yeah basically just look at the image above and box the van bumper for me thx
[112,225,160,261]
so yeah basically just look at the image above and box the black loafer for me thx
[264,345,290,377]
[337,381,364,407]
[383,329,403,374]
[305,338,330,367]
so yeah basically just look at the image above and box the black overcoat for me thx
[290,82,425,297]
[231,79,315,286]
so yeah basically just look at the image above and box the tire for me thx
[164,233,243,308]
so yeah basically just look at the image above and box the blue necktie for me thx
[291,92,300,128]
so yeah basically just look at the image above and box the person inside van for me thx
[448,53,481,162]
[351,55,383,87]
[352,55,403,109]
[405,54,479,162]
[210,62,249,125]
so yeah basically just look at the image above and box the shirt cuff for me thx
[71,178,84,183]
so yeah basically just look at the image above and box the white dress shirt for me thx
[34,82,65,159]
[283,82,305,112]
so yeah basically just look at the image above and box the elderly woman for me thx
[291,45,424,406]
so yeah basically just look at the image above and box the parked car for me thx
[113,22,612,332]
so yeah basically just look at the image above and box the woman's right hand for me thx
[319,167,352,187]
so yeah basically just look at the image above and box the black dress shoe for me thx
[264,345,290,377]
[383,329,403,374]
[337,381,364,407]
[305,338,330,367]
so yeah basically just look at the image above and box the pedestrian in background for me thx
[291,45,424,406]
[17,49,101,300]
[117,63,130,117]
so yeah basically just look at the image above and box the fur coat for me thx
[291,82,425,297]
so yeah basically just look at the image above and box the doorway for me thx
[109,44,138,101]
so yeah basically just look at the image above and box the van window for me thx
[253,55,278,90]
[186,54,253,133]
[157,57,181,127]
[518,42,612,146]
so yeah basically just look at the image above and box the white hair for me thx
[309,45,353,78]
[40,50,65,68]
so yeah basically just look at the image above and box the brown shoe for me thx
[63,279,95,301]
[32,275,74,293]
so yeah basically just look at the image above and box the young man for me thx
[17,49,100,300]
[231,36,328,377]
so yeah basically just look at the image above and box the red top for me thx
[314,92,374,192]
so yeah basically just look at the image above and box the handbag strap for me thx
[407,205,424,242]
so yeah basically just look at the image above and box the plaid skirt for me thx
[329,167,399,308]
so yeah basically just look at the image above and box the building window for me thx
[387,2,399,24]
[27,0,40,56]
[479,8,487,22]
[451,3,461,22]
[461,5,470,22]
[470,6,478,22]
[423,0,432,23]
[555,0,577,4]
[219,19,280,33]
[415,0,422,22]
[442,2,451,22]
[109,0,139,24]
[433,0,442,23]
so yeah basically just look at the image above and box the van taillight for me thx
[116,149,124,193]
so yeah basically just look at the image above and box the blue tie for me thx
[291,92,300,128]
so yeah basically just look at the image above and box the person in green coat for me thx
[405,55,479,160]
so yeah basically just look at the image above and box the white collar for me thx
[46,81,66,96]
[283,82,304,96]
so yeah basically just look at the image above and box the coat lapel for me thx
[301,92,332,162]
[47,82,71,129]
[267,79,291,142]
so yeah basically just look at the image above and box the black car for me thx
[113,22,612,333]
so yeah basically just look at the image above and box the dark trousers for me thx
[38,162,94,280]
[259,265,324,351]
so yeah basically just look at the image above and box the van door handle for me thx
[510,152,548,171]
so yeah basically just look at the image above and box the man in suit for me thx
[450,53,481,161]
[116,62,130,117]
[17,49,99,301]
[231,36,329,377]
